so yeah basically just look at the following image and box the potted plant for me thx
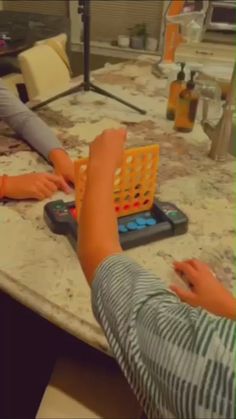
[117,32,130,48]
[129,23,147,50]
[146,36,158,52]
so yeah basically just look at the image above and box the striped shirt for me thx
[92,254,235,419]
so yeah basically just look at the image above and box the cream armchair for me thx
[18,35,80,105]
[34,33,72,75]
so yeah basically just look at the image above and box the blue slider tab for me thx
[118,224,128,233]
[135,217,147,226]
[127,222,138,231]
[146,218,157,226]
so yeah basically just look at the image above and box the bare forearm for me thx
[78,161,122,284]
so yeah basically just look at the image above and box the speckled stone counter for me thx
[0,57,234,353]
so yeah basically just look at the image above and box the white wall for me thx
[69,0,82,45]
[69,0,164,48]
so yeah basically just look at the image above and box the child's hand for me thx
[170,259,236,320]
[4,173,70,200]
[49,149,75,185]
[89,128,126,172]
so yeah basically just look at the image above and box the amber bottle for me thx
[174,71,199,133]
[166,62,186,121]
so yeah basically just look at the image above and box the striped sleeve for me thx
[91,254,235,419]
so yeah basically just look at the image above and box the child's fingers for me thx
[177,259,203,273]
[116,128,127,140]
[185,259,200,270]
[44,179,58,193]
[186,259,217,279]
[51,174,71,194]
[170,284,197,306]
[174,261,198,284]
[38,184,54,199]
[187,259,210,272]
[102,128,126,141]
[176,259,217,281]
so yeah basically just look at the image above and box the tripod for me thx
[32,0,146,115]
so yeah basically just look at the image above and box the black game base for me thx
[44,200,188,251]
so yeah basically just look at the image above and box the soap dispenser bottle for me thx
[166,62,186,121]
[174,70,199,133]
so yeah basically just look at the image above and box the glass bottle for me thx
[174,71,199,132]
[166,62,186,121]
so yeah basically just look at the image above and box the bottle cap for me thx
[187,70,196,90]
[177,62,186,81]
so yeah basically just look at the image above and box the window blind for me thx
[90,0,164,44]
[3,0,68,16]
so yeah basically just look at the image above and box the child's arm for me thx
[77,128,126,283]
[171,259,236,320]
[0,80,74,184]
[77,129,234,419]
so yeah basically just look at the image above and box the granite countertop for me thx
[0,57,234,353]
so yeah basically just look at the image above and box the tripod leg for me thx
[31,83,85,111]
[90,83,146,115]
[82,0,90,90]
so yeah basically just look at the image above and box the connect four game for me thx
[44,145,188,250]
[75,145,159,218]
